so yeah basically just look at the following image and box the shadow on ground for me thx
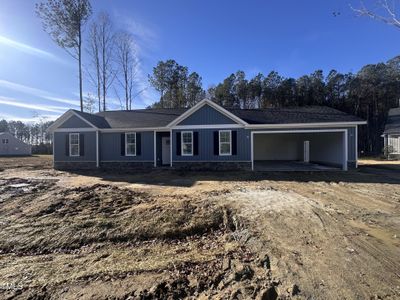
[67,165,400,188]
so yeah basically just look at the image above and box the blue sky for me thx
[0,0,398,122]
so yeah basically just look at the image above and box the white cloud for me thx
[0,79,79,107]
[0,112,59,123]
[0,35,65,63]
[0,96,69,113]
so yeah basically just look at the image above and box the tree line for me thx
[148,57,400,155]
[0,119,54,153]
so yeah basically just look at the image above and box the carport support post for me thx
[343,130,348,171]
[153,131,157,167]
[96,130,99,168]
[251,132,254,171]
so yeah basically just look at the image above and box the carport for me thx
[250,129,348,171]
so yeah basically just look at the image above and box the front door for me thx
[162,137,171,165]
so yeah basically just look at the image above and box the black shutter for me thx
[136,133,141,155]
[232,131,237,155]
[65,134,69,156]
[176,132,181,156]
[121,133,125,156]
[213,131,219,155]
[79,134,85,156]
[193,132,199,155]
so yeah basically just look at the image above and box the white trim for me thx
[172,160,251,163]
[101,127,168,133]
[54,160,96,163]
[52,133,55,168]
[96,131,99,168]
[245,121,366,129]
[173,124,243,130]
[47,110,98,132]
[69,133,80,157]
[181,131,193,156]
[251,129,349,171]
[125,132,137,156]
[355,126,358,168]
[101,160,153,163]
[343,130,348,171]
[219,130,232,156]
[54,128,97,132]
[153,131,157,167]
[167,99,248,127]
[170,129,173,167]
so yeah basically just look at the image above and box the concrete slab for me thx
[254,160,340,172]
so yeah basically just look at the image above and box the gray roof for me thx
[95,108,188,128]
[73,105,363,129]
[384,108,400,134]
[228,106,363,124]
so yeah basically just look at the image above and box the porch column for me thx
[96,130,99,168]
[153,131,157,167]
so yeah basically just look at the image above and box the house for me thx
[0,132,32,156]
[47,99,366,171]
[383,107,400,158]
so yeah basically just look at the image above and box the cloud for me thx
[0,96,69,113]
[0,112,59,123]
[0,35,64,63]
[0,79,79,107]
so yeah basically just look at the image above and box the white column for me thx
[170,130,173,167]
[343,130,348,171]
[251,132,254,171]
[96,131,99,168]
[153,131,157,167]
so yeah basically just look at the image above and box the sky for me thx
[0,0,399,122]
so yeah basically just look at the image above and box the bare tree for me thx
[83,93,96,113]
[87,21,101,112]
[115,32,140,110]
[87,12,116,112]
[351,0,400,29]
[36,0,92,111]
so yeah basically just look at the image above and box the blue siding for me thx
[100,131,154,161]
[59,115,92,128]
[172,128,251,161]
[178,104,238,125]
[54,131,96,162]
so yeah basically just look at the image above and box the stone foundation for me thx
[54,161,97,170]
[100,161,154,170]
[172,161,252,171]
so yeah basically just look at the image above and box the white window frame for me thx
[125,132,137,156]
[2,138,8,144]
[181,131,193,156]
[219,130,232,156]
[69,133,80,157]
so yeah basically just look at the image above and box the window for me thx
[2,138,8,144]
[69,133,80,157]
[125,132,136,156]
[181,131,193,156]
[219,130,231,155]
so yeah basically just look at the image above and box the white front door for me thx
[162,137,171,165]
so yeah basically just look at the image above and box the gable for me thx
[177,104,239,126]
[59,115,92,129]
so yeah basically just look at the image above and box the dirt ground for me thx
[0,156,399,299]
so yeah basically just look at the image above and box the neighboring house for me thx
[0,132,32,156]
[47,99,366,171]
[383,107,400,159]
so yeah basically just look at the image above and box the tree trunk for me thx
[78,27,83,112]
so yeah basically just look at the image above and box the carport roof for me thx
[384,108,400,134]
[228,106,364,124]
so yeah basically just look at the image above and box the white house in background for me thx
[0,132,31,156]
[383,107,400,158]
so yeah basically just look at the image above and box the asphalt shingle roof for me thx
[384,108,400,135]
[73,105,363,129]
[228,106,363,124]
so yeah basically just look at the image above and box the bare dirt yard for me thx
[0,156,399,299]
